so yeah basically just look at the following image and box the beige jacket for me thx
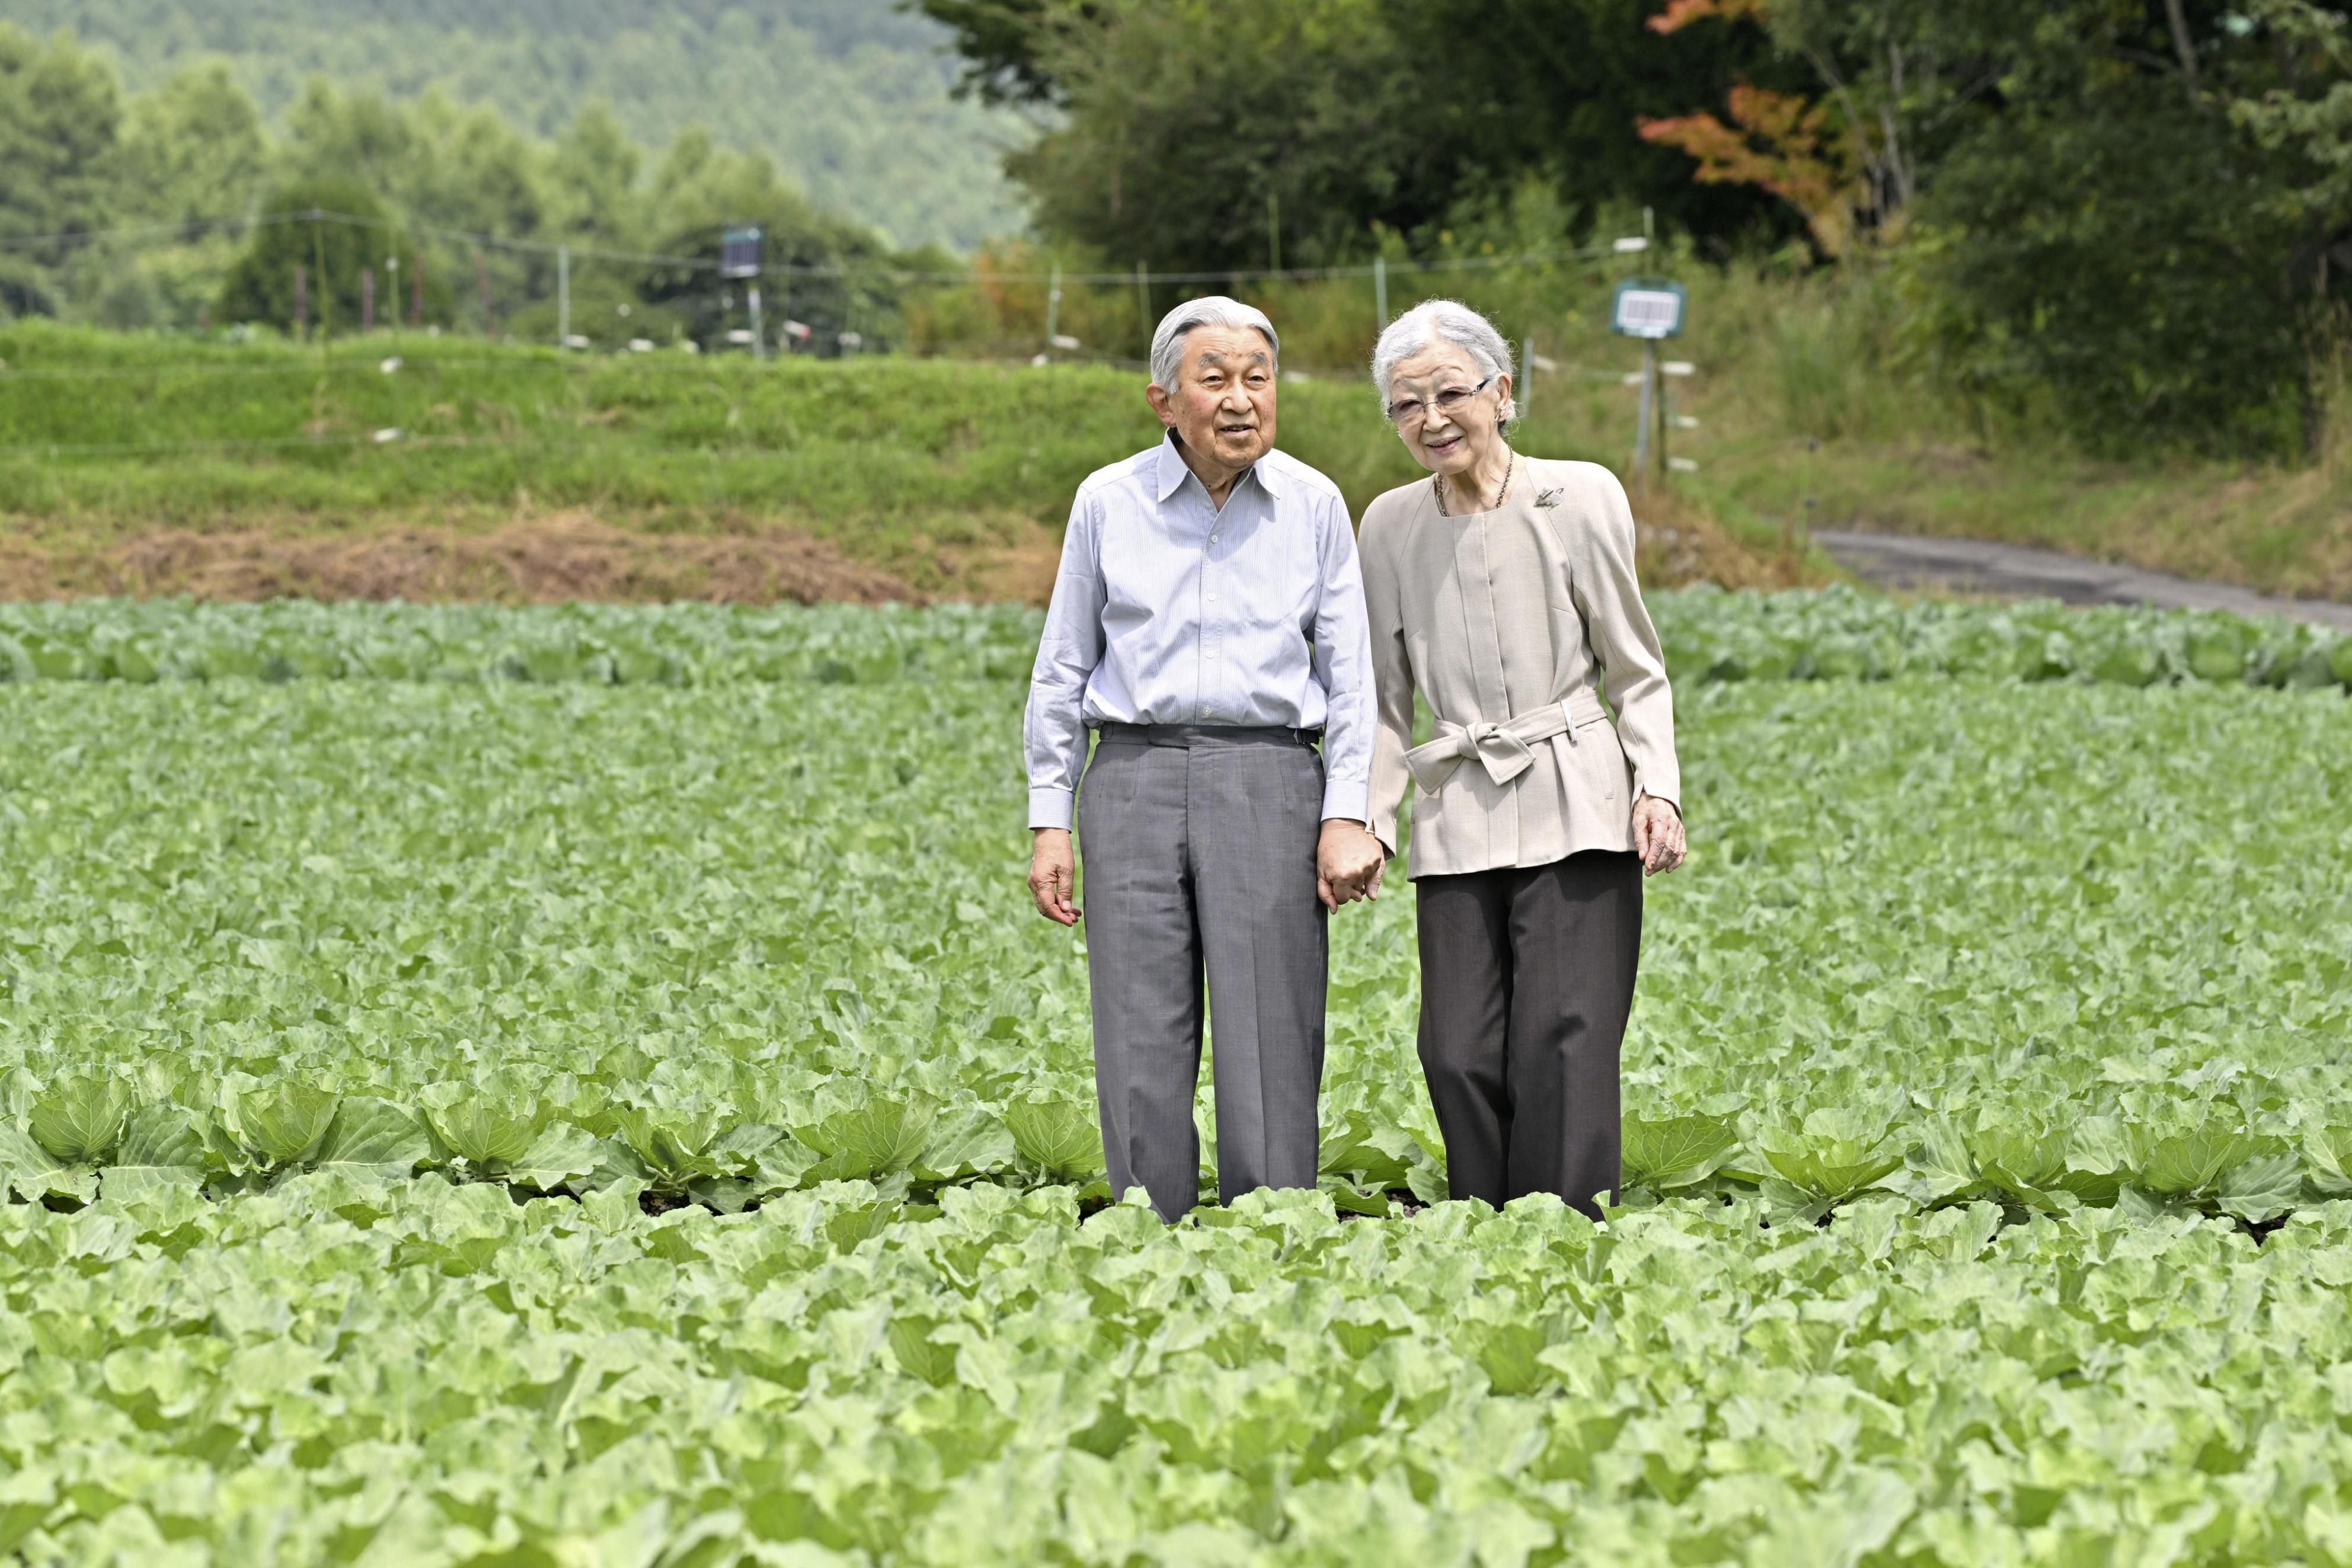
[1362,456,1680,879]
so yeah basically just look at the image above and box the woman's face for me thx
[1386,343,1509,478]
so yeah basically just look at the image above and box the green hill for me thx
[15,0,1030,252]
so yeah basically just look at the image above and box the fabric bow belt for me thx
[1402,687,1610,792]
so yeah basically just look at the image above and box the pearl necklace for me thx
[1435,449,1514,517]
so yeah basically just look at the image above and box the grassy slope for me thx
[0,324,1442,593]
[8,290,2348,603]
[1499,265,2352,601]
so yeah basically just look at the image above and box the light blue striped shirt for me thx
[1025,434,1376,830]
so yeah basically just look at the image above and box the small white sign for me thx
[1613,289,1685,339]
[1050,334,1081,351]
[1613,237,1650,254]
[1663,360,1696,377]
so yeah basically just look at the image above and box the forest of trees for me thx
[0,24,943,353]
[923,0,2352,457]
[8,0,1027,251]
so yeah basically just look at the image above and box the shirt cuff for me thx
[1320,777,1370,825]
[1029,787,1075,831]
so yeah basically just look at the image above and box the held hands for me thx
[1028,828,1081,926]
[1032,821,1388,925]
[1318,820,1386,911]
[1633,795,1686,876]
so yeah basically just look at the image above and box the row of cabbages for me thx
[0,599,1041,686]
[2,588,2347,689]
[1653,584,2352,687]
[6,1072,2348,1231]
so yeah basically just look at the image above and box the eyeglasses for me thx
[1385,375,1494,427]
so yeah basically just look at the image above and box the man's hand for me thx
[1633,795,1686,876]
[1028,828,1081,925]
[1317,820,1386,911]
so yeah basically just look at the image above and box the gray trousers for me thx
[1414,851,1643,1218]
[1076,723,1329,1220]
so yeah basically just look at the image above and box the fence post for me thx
[1633,340,1657,491]
[310,211,327,341]
[558,244,570,347]
[293,264,307,341]
[1135,261,1149,353]
[475,249,493,337]
[362,266,375,332]
[1046,257,1061,355]
[1374,255,1388,331]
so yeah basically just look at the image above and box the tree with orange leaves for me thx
[1638,84,1862,255]
[1635,0,1951,254]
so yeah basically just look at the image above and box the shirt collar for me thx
[1155,430,1283,503]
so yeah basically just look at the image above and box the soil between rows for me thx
[0,510,925,606]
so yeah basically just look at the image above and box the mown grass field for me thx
[1,594,2348,1565]
[0,324,1435,599]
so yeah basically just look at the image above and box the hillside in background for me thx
[15,0,1030,251]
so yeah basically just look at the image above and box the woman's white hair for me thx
[1372,299,1517,425]
[1149,296,1280,391]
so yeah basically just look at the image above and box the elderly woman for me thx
[1359,299,1685,1218]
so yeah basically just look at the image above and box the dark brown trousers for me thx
[1414,850,1644,1218]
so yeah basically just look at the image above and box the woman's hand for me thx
[1317,820,1386,910]
[1028,828,1082,925]
[1632,796,1685,876]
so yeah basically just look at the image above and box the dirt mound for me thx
[1633,490,1829,592]
[0,511,922,605]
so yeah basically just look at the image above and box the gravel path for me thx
[1817,529,2352,632]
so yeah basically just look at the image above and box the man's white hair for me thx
[1372,299,1517,425]
[1149,296,1280,391]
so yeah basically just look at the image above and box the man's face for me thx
[1147,326,1278,472]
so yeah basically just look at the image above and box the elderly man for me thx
[1025,296,1384,1221]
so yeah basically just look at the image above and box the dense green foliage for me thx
[0,595,2349,1563]
[212,178,437,334]
[7,1,1022,253]
[930,0,2352,455]
[9,1181,2352,1565]
[0,21,957,348]
[919,0,1802,265]
[1897,2,2343,455]
[1,589,2347,694]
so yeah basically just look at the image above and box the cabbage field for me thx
[2,591,2350,1567]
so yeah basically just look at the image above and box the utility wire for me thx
[0,206,1628,284]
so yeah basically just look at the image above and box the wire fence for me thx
[0,204,1622,284]
[0,199,1672,369]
